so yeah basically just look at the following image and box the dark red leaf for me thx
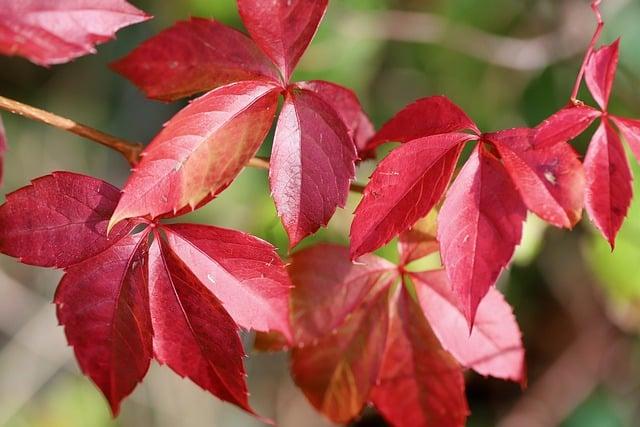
[291,289,389,423]
[0,0,149,66]
[110,81,280,228]
[350,132,475,259]
[397,211,439,266]
[55,232,152,415]
[148,237,254,414]
[163,223,292,339]
[270,89,356,247]
[584,120,632,247]
[438,147,526,326]
[363,96,479,156]
[288,244,395,345]
[111,18,280,101]
[585,39,620,110]
[534,105,600,148]
[0,172,132,268]
[612,116,640,164]
[295,80,374,155]
[488,128,584,228]
[412,270,525,383]
[371,286,468,427]
[237,0,328,82]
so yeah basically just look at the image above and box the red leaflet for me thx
[0,172,132,268]
[438,148,526,325]
[350,132,475,259]
[288,244,394,345]
[270,89,357,246]
[371,286,468,427]
[110,81,280,227]
[612,116,640,163]
[163,223,292,339]
[0,116,6,186]
[413,270,525,383]
[0,0,149,66]
[363,96,479,156]
[291,290,389,423]
[237,0,328,82]
[584,121,632,247]
[534,105,600,148]
[585,39,619,110]
[0,172,292,417]
[148,238,252,413]
[55,233,152,415]
[488,128,584,228]
[295,80,375,155]
[111,18,279,101]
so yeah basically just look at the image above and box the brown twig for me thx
[0,95,367,193]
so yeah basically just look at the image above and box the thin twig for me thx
[570,0,604,102]
[0,95,143,166]
[0,95,367,193]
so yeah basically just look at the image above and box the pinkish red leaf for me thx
[292,289,389,424]
[438,148,526,325]
[612,116,640,164]
[350,132,475,260]
[295,80,374,155]
[110,81,280,228]
[111,18,280,101]
[237,0,328,82]
[584,120,632,247]
[0,116,5,186]
[585,39,620,110]
[398,211,439,266]
[55,232,152,415]
[371,286,468,427]
[412,270,525,383]
[148,237,254,414]
[270,89,356,247]
[534,105,600,148]
[288,244,395,345]
[0,0,149,66]
[0,172,132,268]
[488,128,585,228]
[364,96,479,156]
[162,223,292,339]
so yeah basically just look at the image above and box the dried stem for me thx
[570,0,604,102]
[0,95,366,193]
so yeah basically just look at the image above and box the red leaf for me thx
[584,120,632,247]
[397,211,439,266]
[364,96,479,156]
[110,81,280,228]
[0,172,132,268]
[585,39,620,110]
[371,286,468,427]
[0,0,149,66]
[111,18,280,101]
[238,0,327,82]
[270,89,356,247]
[612,116,640,164]
[288,244,395,345]
[291,289,390,423]
[163,223,292,339]
[148,237,254,414]
[488,128,585,228]
[350,132,474,259]
[438,148,526,326]
[412,270,525,383]
[55,232,152,415]
[534,105,600,148]
[0,116,6,186]
[295,80,374,155]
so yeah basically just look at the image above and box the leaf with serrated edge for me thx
[534,105,600,148]
[585,40,620,111]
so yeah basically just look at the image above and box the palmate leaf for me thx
[0,172,292,417]
[0,0,149,66]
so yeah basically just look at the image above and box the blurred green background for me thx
[1,0,640,426]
